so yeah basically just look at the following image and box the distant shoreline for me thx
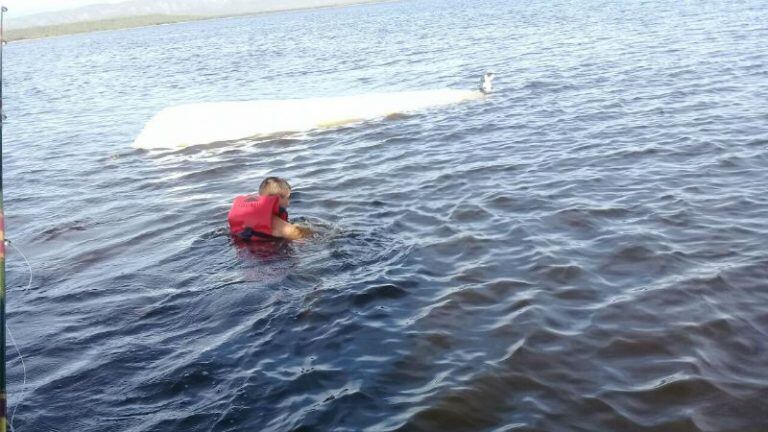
[6,15,199,42]
[6,0,396,43]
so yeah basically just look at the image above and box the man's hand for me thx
[271,216,311,240]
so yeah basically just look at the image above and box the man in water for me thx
[227,177,311,241]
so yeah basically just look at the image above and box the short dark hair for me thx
[259,177,291,196]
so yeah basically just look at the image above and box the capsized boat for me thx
[132,73,495,150]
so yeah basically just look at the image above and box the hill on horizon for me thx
[7,0,388,30]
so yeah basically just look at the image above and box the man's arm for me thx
[271,216,311,240]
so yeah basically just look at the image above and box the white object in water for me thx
[479,71,495,94]
[133,74,495,150]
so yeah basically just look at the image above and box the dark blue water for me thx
[4,0,768,430]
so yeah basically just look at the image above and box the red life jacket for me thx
[227,194,288,239]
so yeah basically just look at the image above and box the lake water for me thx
[3,0,768,430]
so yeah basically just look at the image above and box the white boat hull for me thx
[132,89,484,149]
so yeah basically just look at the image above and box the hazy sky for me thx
[1,0,127,17]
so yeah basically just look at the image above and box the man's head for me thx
[259,176,292,207]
